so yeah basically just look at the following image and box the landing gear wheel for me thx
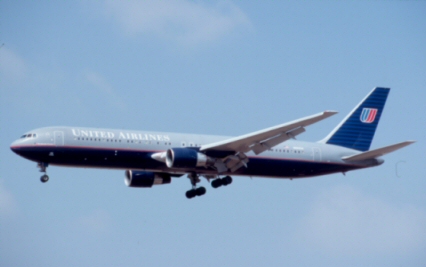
[186,189,196,199]
[211,176,233,188]
[185,187,207,199]
[40,174,49,183]
[211,179,223,188]
[222,176,232,186]
[196,187,206,196]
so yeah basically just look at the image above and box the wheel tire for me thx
[196,187,206,196]
[40,175,49,183]
[186,189,196,199]
[211,179,222,188]
[222,176,232,186]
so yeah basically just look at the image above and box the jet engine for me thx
[124,170,171,188]
[165,148,215,168]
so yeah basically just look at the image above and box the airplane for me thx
[10,87,415,199]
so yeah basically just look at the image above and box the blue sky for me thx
[1,1,425,266]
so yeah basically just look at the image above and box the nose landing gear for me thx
[38,162,49,183]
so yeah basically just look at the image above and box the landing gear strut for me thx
[211,176,232,188]
[185,173,206,199]
[38,162,49,183]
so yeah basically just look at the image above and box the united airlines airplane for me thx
[10,87,414,198]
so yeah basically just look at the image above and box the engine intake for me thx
[125,170,171,188]
[165,148,215,168]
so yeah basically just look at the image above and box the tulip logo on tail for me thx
[360,108,378,123]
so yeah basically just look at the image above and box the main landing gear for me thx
[38,162,49,183]
[211,176,232,188]
[185,174,233,199]
[185,173,206,199]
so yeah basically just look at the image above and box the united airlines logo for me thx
[360,108,378,123]
[71,129,170,141]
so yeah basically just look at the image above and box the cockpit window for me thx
[20,133,37,139]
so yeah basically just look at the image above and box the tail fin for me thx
[321,87,390,151]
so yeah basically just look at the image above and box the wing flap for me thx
[342,140,415,161]
[200,111,337,153]
[251,126,306,155]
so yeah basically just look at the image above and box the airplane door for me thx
[54,131,64,146]
[312,147,321,161]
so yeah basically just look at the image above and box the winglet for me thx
[342,140,415,161]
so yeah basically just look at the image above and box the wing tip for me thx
[323,110,338,116]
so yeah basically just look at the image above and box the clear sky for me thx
[1,1,425,266]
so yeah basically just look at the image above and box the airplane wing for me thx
[200,111,338,155]
[342,140,415,161]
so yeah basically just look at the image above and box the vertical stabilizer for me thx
[321,87,390,151]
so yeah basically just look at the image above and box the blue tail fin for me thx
[322,87,390,151]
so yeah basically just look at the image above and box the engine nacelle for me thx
[124,170,171,188]
[165,148,215,168]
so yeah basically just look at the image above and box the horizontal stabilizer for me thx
[342,140,415,161]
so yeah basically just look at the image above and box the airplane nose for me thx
[10,141,20,153]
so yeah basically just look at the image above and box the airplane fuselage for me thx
[10,126,382,179]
